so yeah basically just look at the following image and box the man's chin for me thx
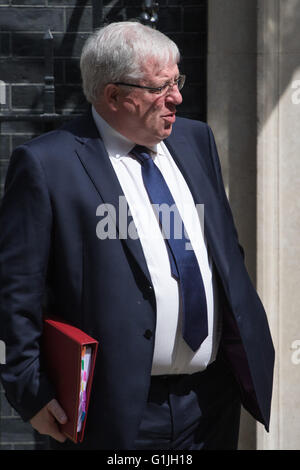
[161,123,173,139]
[142,125,174,146]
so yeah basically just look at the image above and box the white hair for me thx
[80,21,181,104]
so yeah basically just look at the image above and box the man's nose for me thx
[166,86,183,105]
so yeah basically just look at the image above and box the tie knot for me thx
[131,145,152,165]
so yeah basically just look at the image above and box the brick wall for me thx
[0,0,207,450]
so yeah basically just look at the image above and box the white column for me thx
[257,0,300,450]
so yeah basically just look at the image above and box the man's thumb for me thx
[47,398,68,424]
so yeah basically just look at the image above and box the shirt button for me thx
[144,329,153,340]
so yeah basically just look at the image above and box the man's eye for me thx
[149,87,163,94]
[156,83,169,93]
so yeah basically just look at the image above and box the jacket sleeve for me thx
[0,145,55,421]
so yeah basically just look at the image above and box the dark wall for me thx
[0,0,207,449]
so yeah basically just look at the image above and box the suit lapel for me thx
[165,131,231,281]
[73,113,152,285]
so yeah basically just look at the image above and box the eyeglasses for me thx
[112,74,186,95]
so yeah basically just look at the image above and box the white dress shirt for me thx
[92,106,221,375]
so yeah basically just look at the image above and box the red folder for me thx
[42,317,99,443]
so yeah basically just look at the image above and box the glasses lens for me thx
[177,75,185,91]
[150,74,186,95]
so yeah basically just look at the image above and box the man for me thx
[0,22,274,450]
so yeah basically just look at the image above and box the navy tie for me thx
[131,145,208,351]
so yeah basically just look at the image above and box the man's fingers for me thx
[47,398,68,424]
[29,399,68,443]
[47,422,67,443]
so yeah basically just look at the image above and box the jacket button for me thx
[144,329,153,340]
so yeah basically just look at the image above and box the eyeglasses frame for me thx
[112,74,186,95]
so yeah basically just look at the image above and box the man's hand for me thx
[30,398,68,443]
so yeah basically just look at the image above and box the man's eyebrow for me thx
[157,74,181,86]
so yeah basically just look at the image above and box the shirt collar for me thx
[91,106,159,159]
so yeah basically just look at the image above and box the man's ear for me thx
[103,84,121,111]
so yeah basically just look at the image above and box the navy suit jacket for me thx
[0,111,274,449]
